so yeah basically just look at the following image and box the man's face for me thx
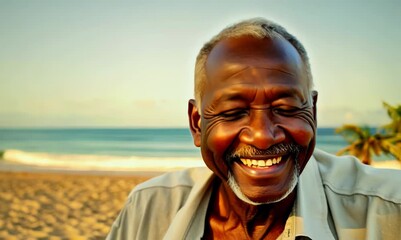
[189,36,317,203]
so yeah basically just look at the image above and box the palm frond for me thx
[382,102,401,134]
[335,125,370,144]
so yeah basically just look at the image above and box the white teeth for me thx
[247,159,252,167]
[258,160,265,167]
[240,157,284,168]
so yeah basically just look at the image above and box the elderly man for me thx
[107,18,401,239]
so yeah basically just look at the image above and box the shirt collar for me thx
[170,153,336,239]
[280,154,335,239]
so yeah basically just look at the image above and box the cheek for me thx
[291,124,314,146]
[276,115,316,172]
[201,120,243,178]
[277,117,315,146]
[204,121,241,156]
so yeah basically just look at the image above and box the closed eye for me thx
[273,107,300,116]
[220,109,249,120]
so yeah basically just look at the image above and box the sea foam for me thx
[1,149,205,172]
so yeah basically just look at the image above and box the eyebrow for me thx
[267,86,305,101]
[212,87,255,104]
[213,84,305,104]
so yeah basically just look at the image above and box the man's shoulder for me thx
[132,167,213,193]
[107,167,214,239]
[312,148,401,204]
[126,167,214,205]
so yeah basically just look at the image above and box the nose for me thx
[239,110,285,150]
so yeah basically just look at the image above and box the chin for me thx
[227,168,299,205]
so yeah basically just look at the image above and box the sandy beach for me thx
[0,160,399,239]
[0,169,157,240]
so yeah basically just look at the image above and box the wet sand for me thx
[0,170,156,239]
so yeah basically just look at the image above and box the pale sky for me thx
[1,1,400,128]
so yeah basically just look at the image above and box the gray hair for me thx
[194,17,313,108]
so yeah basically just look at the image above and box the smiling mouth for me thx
[238,156,283,168]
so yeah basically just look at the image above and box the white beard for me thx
[227,166,299,206]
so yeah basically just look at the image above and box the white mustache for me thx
[228,143,301,159]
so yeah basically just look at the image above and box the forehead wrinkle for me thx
[220,66,250,83]
[208,83,258,105]
[254,66,296,77]
[226,66,297,83]
[208,65,297,85]
[264,85,306,103]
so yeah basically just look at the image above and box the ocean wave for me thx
[0,149,205,171]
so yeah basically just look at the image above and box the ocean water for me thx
[0,128,347,171]
[0,128,199,157]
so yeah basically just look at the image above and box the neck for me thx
[205,179,296,239]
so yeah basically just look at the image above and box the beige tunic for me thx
[107,149,401,239]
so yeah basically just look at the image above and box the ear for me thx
[188,99,201,147]
[311,90,318,126]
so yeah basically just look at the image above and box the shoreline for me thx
[0,160,166,177]
[0,149,205,175]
